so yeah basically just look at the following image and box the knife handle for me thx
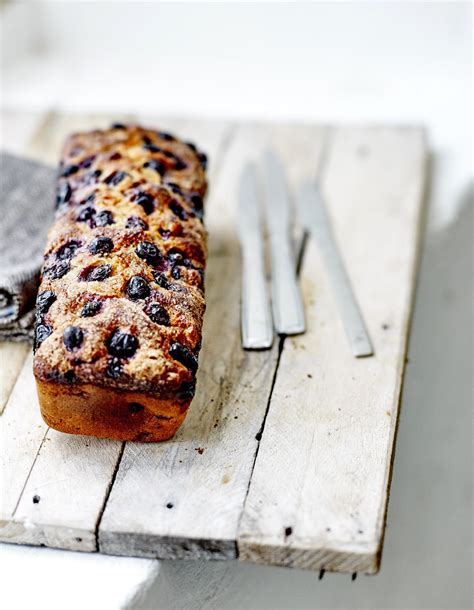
[240,242,273,350]
[269,234,305,335]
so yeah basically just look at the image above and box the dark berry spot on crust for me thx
[106,356,123,378]
[63,326,84,351]
[105,171,128,186]
[171,266,181,279]
[177,380,196,399]
[36,290,56,315]
[125,216,148,230]
[143,143,162,153]
[107,330,139,358]
[128,402,144,414]
[109,152,122,160]
[111,122,126,129]
[190,194,203,212]
[56,240,81,261]
[158,131,175,141]
[76,206,95,223]
[56,182,72,208]
[143,159,166,175]
[174,158,187,171]
[85,169,102,183]
[94,210,114,227]
[169,342,198,374]
[136,193,155,215]
[198,152,207,169]
[34,323,52,351]
[185,141,197,152]
[62,165,79,177]
[159,229,171,240]
[81,264,112,282]
[169,200,187,220]
[44,370,61,382]
[81,299,102,317]
[135,240,160,264]
[166,182,183,195]
[126,276,151,300]
[167,248,186,265]
[89,237,114,255]
[153,272,170,289]
[78,155,95,169]
[145,302,170,326]
[44,260,70,280]
[64,370,76,383]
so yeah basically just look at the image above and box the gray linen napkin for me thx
[0,153,55,341]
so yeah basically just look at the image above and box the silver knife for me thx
[237,163,273,349]
[263,150,305,335]
[297,181,374,357]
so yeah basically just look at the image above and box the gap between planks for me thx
[237,129,333,540]
[93,117,237,551]
[96,122,328,559]
[237,126,427,574]
[0,112,239,553]
[0,116,426,575]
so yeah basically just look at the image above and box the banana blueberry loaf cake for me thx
[33,124,208,441]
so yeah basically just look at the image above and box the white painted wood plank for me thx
[0,113,235,553]
[0,343,30,415]
[238,126,427,574]
[0,112,138,551]
[0,353,48,521]
[11,426,123,551]
[98,122,328,559]
[1,116,426,571]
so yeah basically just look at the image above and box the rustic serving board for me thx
[0,111,426,574]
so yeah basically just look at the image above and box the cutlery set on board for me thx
[238,149,373,358]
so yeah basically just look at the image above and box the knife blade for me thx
[297,181,374,357]
[263,149,305,335]
[237,163,273,349]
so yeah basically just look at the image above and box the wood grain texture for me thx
[0,112,139,551]
[0,354,48,521]
[238,126,427,574]
[0,114,426,573]
[98,122,328,559]
[0,343,29,415]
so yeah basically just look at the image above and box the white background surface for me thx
[1,2,472,609]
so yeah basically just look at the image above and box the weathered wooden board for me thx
[238,126,427,573]
[0,112,426,574]
[0,113,229,552]
[98,122,327,559]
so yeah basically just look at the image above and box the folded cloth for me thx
[0,153,55,341]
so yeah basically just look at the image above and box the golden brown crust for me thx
[37,380,190,442]
[33,124,207,441]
